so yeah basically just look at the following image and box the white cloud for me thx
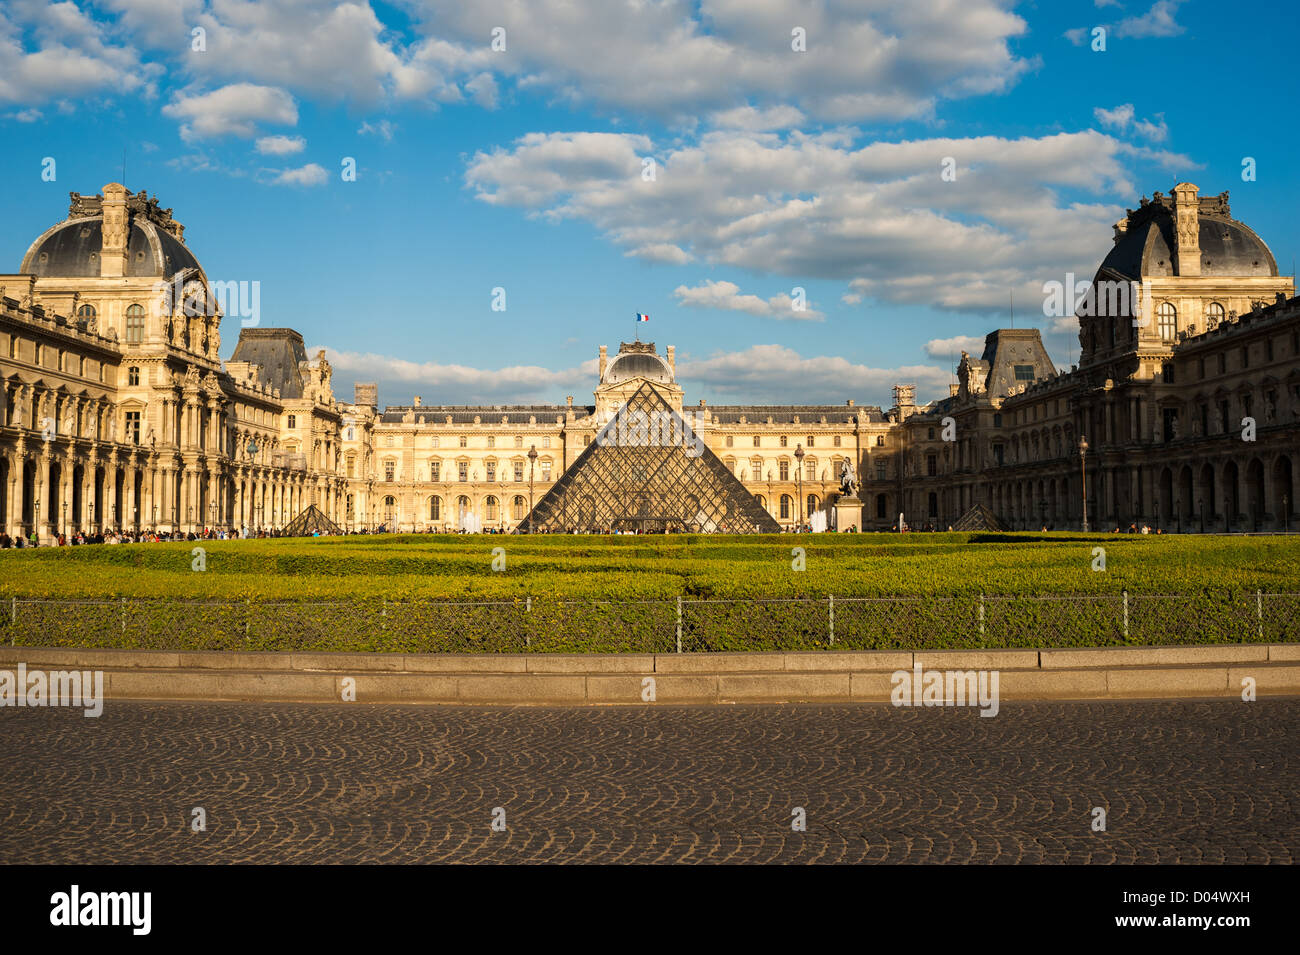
[0,0,159,105]
[162,83,297,141]
[923,335,986,358]
[677,345,951,406]
[708,105,807,131]
[1115,1,1186,38]
[319,343,951,407]
[403,0,1034,123]
[673,280,824,321]
[1094,103,1168,142]
[316,348,599,404]
[358,119,396,141]
[1093,104,1135,131]
[8,107,42,121]
[466,127,1196,313]
[268,163,327,186]
[255,134,306,155]
[1069,1,1186,46]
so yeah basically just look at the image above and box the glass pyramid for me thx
[521,381,781,533]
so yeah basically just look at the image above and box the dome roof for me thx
[605,350,673,385]
[1100,198,1277,280]
[20,216,202,279]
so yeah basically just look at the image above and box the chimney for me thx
[666,345,675,376]
[598,345,607,380]
[845,398,854,407]
[413,395,421,407]
[99,183,130,278]
[354,383,378,407]
[1172,182,1201,276]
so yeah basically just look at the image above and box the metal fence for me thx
[4,592,1297,653]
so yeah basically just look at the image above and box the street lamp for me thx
[1078,436,1089,532]
[527,444,538,534]
[210,501,217,529]
[61,501,67,539]
[794,444,805,532]
[35,496,41,541]
[1039,500,1047,530]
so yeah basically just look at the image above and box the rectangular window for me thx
[513,462,524,482]
[458,462,468,482]
[346,457,355,478]
[1200,404,1209,436]
[725,436,733,447]
[542,436,551,448]
[876,435,884,446]
[459,435,468,448]
[486,462,496,482]
[780,436,788,447]
[125,411,141,445]
[1219,400,1230,433]
[487,436,495,448]
[384,461,395,481]
[993,445,1005,467]
[540,461,552,480]
[833,435,841,446]
[431,436,439,447]
[753,436,760,447]
[779,461,790,481]
[385,435,394,447]
[927,455,937,476]
[1218,353,1226,374]
[875,462,887,481]
[807,436,815,447]
[1241,346,1249,369]
[430,461,440,481]
[1014,364,1035,380]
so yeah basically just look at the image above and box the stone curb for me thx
[0,644,1297,704]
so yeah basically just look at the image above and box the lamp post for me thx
[527,444,538,534]
[35,496,41,542]
[1078,436,1089,532]
[210,501,217,531]
[794,444,805,532]
[1039,500,1047,530]
[187,505,193,533]
[61,501,67,540]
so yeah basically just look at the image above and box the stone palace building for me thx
[0,181,1296,539]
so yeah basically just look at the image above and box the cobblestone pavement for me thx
[0,699,1295,863]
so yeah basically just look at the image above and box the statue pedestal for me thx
[834,496,862,532]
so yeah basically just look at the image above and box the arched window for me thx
[485,496,498,521]
[928,492,938,517]
[876,493,887,519]
[429,496,441,520]
[512,495,526,520]
[383,496,396,522]
[779,494,791,519]
[457,495,470,519]
[754,494,767,509]
[77,304,96,323]
[124,303,145,343]
[807,494,819,515]
[1205,301,1225,329]
[1157,302,1177,342]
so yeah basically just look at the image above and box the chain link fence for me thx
[3,592,1296,653]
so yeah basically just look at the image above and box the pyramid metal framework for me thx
[280,503,344,537]
[522,382,781,534]
[952,503,1009,532]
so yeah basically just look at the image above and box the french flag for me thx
[635,312,649,323]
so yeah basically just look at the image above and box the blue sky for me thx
[2,0,1295,409]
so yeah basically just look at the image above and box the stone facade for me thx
[863,184,1299,532]
[0,184,345,541]
[2,180,1296,538]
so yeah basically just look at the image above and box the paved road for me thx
[0,700,1295,863]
